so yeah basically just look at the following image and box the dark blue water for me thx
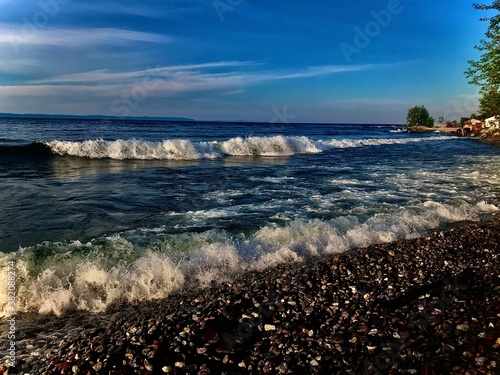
[1,118,499,315]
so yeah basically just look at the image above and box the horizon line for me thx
[0,112,405,126]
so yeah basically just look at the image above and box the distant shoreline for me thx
[0,113,194,122]
[0,113,404,126]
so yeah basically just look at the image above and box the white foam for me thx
[476,200,499,212]
[46,139,221,160]
[252,219,350,257]
[44,135,453,160]
[181,243,244,288]
[250,176,296,183]
[253,247,303,271]
[329,178,368,186]
[1,198,496,316]
[318,135,451,149]
[9,251,185,316]
[220,136,322,156]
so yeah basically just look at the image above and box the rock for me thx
[92,362,103,371]
[264,324,276,331]
[475,357,487,367]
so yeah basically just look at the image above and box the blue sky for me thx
[0,0,494,123]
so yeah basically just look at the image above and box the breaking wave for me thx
[46,139,221,160]
[0,199,496,317]
[316,135,452,149]
[26,135,456,160]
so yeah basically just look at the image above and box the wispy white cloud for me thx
[254,64,380,80]
[26,61,382,88]
[0,58,39,74]
[0,59,402,120]
[30,61,261,84]
[74,1,207,19]
[0,61,393,104]
[0,24,173,48]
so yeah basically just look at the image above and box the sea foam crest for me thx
[46,136,322,160]
[220,136,322,156]
[7,251,185,315]
[46,139,221,160]
[43,135,450,160]
[0,200,496,317]
[318,136,452,149]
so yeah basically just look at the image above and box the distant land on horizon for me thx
[0,113,405,126]
[0,113,194,122]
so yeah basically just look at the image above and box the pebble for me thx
[475,357,487,366]
[264,324,276,331]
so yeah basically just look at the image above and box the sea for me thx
[1,118,500,317]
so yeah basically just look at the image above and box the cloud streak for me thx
[0,61,401,120]
[13,61,384,96]
[0,24,173,48]
[0,61,391,118]
[73,1,207,19]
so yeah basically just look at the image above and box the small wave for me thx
[39,135,454,160]
[1,200,496,317]
[317,136,451,149]
[220,136,322,156]
[44,136,322,160]
[249,176,296,183]
[45,139,221,160]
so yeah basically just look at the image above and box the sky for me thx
[0,0,495,123]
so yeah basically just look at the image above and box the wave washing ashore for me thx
[3,219,500,374]
[0,119,500,372]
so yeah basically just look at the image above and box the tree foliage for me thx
[466,2,500,92]
[406,106,434,128]
[479,88,500,118]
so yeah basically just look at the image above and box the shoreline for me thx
[408,125,500,146]
[480,129,500,146]
[4,219,499,374]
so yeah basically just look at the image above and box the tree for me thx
[465,2,500,91]
[406,106,435,128]
[479,88,500,118]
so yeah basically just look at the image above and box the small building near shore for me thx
[485,116,500,129]
[463,119,483,134]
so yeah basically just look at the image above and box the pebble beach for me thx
[3,219,499,375]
